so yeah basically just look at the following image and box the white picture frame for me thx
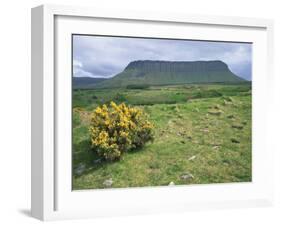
[31,4,274,221]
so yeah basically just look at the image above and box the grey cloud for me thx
[73,35,252,80]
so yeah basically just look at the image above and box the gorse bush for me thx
[89,101,154,161]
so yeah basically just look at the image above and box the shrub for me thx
[89,101,154,161]
[114,93,127,103]
[126,84,150,89]
[191,90,222,99]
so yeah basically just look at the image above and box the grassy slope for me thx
[72,84,251,189]
[95,69,245,88]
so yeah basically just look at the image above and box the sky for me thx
[73,35,252,81]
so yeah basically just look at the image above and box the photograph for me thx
[72,35,252,190]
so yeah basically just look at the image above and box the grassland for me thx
[72,84,252,189]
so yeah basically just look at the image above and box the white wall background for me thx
[0,0,280,225]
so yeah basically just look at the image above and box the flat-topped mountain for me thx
[125,60,230,73]
[73,60,246,89]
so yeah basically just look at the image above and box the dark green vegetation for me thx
[73,60,246,89]
[73,77,107,89]
[72,84,252,189]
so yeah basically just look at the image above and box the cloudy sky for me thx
[73,35,252,81]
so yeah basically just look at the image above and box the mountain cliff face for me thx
[73,60,245,89]
[97,60,245,88]
[125,60,230,74]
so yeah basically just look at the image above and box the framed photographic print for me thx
[31,4,274,221]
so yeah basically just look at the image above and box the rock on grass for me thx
[212,145,220,150]
[224,96,234,102]
[222,96,234,105]
[201,128,209,133]
[169,181,175,186]
[180,172,194,181]
[103,178,113,187]
[188,155,196,161]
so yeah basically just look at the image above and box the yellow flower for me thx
[90,101,154,160]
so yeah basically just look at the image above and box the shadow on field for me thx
[73,139,147,178]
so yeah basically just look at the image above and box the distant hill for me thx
[73,77,107,89]
[73,60,246,89]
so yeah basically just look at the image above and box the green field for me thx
[72,84,252,189]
